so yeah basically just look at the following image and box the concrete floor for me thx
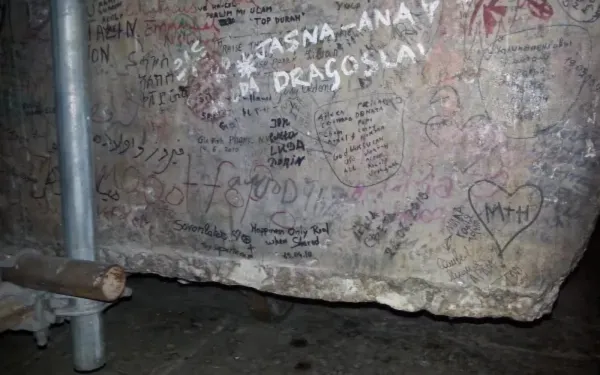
[1,243,599,375]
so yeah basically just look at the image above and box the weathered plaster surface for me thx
[1,0,599,320]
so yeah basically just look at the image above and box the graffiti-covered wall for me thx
[1,0,599,320]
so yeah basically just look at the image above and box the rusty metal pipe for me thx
[1,254,126,302]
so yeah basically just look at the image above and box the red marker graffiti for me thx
[469,0,507,36]
[518,0,553,21]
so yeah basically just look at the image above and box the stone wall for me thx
[1,0,599,320]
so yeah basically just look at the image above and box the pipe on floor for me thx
[50,0,105,371]
[1,253,127,302]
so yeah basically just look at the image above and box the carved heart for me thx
[468,180,543,257]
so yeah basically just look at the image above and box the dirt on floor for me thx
[1,241,599,375]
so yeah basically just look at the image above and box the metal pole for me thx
[50,0,105,371]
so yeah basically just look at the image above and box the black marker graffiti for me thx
[558,0,600,23]
[478,25,590,139]
[468,179,543,257]
[314,93,405,188]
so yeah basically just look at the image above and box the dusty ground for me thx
[0,243,599,375]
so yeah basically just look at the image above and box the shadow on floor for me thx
[1,228,599,374]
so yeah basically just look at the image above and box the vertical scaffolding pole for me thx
[50,0,105,371]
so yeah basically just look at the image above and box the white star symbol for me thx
[236,53,257,79]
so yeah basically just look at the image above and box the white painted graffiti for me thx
[272,46,421,93]
[177,0,441,99]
